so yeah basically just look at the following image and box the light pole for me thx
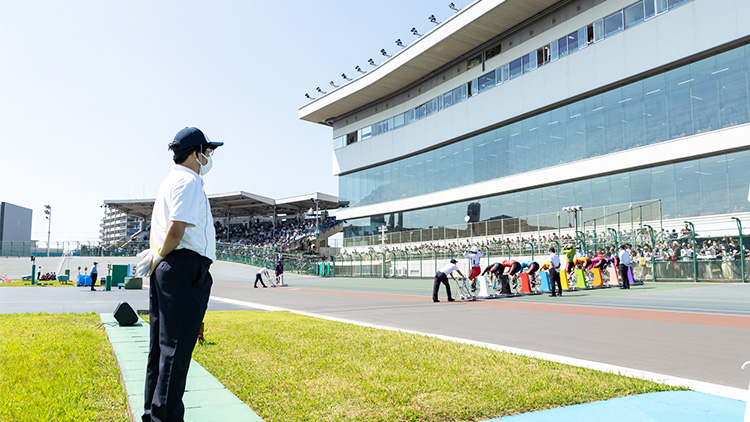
[684,221,697,283]
[44,205,52,257]
[562,206,583,239]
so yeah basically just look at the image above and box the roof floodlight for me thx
[449,3,460,12]
[304,93,313,99]
[316,87,326,94]
[395,39,405,48]
[410,27,421,36]
[341,73,351,81]
[429,15,440,25]
[329,81,339,88]
[368,58,376,67]
[380,49,390,57]
[355,65,365,73]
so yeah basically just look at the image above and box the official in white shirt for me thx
[255,267,270,288]
[433,259,465,302]
[137,127,223,422]
[618,245,632,289]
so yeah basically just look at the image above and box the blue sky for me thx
[0,0,472,243]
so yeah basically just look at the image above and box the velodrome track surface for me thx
[2,257,750,394]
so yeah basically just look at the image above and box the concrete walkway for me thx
[100,313,263,422]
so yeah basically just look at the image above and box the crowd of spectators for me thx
[214,216,339,253]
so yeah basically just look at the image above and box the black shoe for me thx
[433,299,440,303]
[263,286,267,288]
[550,294,557,297]
[254,286,258,288]
[90,289,96,291]
[447,298,455,302]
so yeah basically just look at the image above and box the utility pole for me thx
[44,205,52,257]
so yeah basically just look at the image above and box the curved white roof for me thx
[298,0,562,125]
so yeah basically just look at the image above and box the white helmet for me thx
[471,246,478,253]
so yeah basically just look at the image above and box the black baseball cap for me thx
[171,127,224,152]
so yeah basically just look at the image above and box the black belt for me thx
[171,248,212,268]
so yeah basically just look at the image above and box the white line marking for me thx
[209,295,747,401]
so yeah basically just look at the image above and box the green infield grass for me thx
[0,313,128,422]
[193,311,683,422]
[0,279,78,287]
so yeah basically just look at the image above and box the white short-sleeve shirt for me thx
[150,165,216,262]
[439,264,459,274]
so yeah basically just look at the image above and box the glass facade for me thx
[336,0,693,151]
[344,149,750,240]
[339,43,750,209]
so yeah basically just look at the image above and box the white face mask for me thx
[196,151,212,176]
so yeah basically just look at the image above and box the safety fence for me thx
[343,200,661,248]
[330,249,750,283]
[331,222,750,283]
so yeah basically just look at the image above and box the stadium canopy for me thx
[298,0,561,125]
[103,191,338,220]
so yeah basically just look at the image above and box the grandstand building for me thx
[300,0,750,249]
[100,206,143,245]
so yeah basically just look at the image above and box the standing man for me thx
[89,262,98,291]
[618,244,631,289]
[548,247,562,297]
[135,126,223,422]
[433,259,464,302]
[463,246,484,291]
[275,260,284,285]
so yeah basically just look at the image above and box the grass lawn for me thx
[0,279,78,287]
[194,311,683,422]
[0,313,128,422]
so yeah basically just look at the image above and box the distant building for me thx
[100,206,143,245]
[300,0,750,248]
[0,202,33,255]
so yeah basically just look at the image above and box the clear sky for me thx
[1,0,473,244]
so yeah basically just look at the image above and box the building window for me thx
[603,10,624,37]
[593,19,604,42]
[485,44,502,60]
[359,126,372,141]
[558,36,568,58]
[478,71,496,92]
[442,92,453,109]
[644,0,656,19]
[625,2,645,29]
[452,84,467,104]
[467,55,482,70]
[567,30,579,52]
[393,113,405,129]
[509,58,523,79]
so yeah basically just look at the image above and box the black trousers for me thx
[619,264,630,288]
[549,269,563,296]
[90,273,98,290]
[254,274,267,287]
[432,271,452,301]
[143,249,213,422]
